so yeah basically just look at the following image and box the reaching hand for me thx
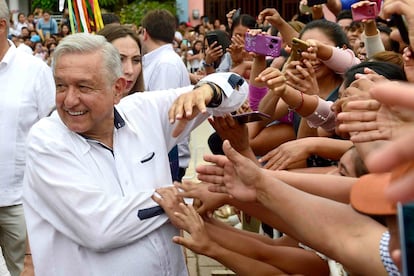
[197,140,262,202]
[258,139,311,170]
[174,181,230,215]
[168,84,214,137]
[152,186,186,229]
[208,115,250,153]
[257,8,283,26]
[255,67,287,97]
[172,203,215,256]
[336,80,414,143]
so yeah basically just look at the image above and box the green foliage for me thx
[98,0,120,7]
[119,0,177,26]
[31,0,57,12]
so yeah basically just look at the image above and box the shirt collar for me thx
[0,40,16,69]
[114,107,125,129]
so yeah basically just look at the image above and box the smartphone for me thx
[232,8,241,21]
[290,37,309,61]
[351,2,378,21]
[206,33,218,47]
[398,202,414,276]
[244,33,282,57]
[232,111,271,124]
[307,0,328,6]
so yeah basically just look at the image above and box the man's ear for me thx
[143,30,150,41]
[113,77,127,104]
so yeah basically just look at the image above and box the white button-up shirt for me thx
[0,41,55,207]
[23,73,247,276]
[143,44,190,91]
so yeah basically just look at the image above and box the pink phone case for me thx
[351,2,378,21]
[244,33,282,57]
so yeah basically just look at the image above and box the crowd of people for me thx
[1,0,414,275]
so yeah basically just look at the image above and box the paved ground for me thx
[183,121,235,276]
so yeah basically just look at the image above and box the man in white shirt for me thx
[140,9,192,181]
[22,32,247,275]
[0,2,55,275]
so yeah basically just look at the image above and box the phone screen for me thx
[398,202,414,276]
[232,111,271,124]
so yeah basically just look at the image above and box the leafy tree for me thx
[119,0,178,26]
[30,0,179,26]
[31,0,57,12]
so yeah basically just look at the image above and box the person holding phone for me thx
[203,13,256,76]
[186,40,204,73]
[202,30,231,75]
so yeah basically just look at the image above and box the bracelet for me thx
[25,253,32,256]
[194,81,223,107]
[287,90,304,112]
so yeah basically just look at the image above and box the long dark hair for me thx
[230,13,256,36]
[97,24,145,93]
[192,40,202,55]
[299,19,351,49]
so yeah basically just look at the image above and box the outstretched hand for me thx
[208,115,250,153]
[168,85,213,137]
[172,203,215,256]
[174,181,230,215]
[196,140,262,202]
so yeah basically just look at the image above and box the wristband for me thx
[194,81,223,107]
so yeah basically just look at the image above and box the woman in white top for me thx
[186,40,203,73]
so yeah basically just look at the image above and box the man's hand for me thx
[168,84,216,137]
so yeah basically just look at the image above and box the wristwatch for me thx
[202,61,214,67]
[194,81,223,107]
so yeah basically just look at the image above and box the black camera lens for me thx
[269,44,274,49]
